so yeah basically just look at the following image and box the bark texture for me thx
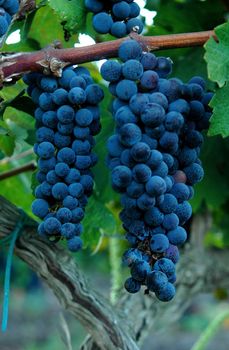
[0,195,228,350]
[0,31,216,83]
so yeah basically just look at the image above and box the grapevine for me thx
[0,0,216,308]
[101,39,213,301]
[2,0,229,347]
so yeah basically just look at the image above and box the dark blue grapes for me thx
[85,0,143,38]
[101,39,213,301]
[24,65,104,252]
[0,0,19,37]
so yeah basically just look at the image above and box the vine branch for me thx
[0,196,139,350]
[0,149,33,166]
[0,30,216,83]
[0,161,36,181]
[0,195,229,350]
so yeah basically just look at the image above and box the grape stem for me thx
[0,30,216,84]
[0,149,33,165]
[0,161,36,181]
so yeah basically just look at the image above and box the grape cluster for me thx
[24,66,104,252]
[0,0,19,37]
[85,0,143,38]
[101,39,213,301]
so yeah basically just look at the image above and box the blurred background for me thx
[0,252,229,350]
[0,0,229,349]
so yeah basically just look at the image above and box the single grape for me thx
[150,234,169,253]
[32,199,49,219]
[100,60,122,82]
[118,40,142,62]
[167,226,187,245]
[124,277,141,293]
[92,12,113,34]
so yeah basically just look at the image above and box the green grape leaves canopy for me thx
[205,22,229,88]
[205,22,229,138]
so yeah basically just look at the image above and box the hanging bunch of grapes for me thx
[24,66,104,252]
[101,39,212,301]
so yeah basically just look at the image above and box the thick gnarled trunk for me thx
[0,195,228,350]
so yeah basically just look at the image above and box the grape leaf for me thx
[0,135,16,156]
[191,136,229,211]
[4,107,35,130]
[20,7,38,42]
[92,84,119,203]
[0,126,9,135]
[148,0,224,36]
[0,120,14,156]
[28,5,77,47]
[145,0,159,11]
[167,47,214,89]
[0,162,34,214]
[0,89,25,120]
[10,96,36,117]
[204,21,229,87]
[4,38,41,52]
[208,82,229,137]
[82,196,116,247]
[25,129,36,145]
[48,0,86,35]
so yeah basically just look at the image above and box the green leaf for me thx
[92,85,119,203]
[10,96,36,117]
[0,162,34,214]
[152,2,201,34]
[28,5,77,48]
[4,38,41,52]
[0,126,9,135]
[208,83,229,137]
[0,89,25,119]
[148,0,224,36]
[191,136,229,211]
[205,21,229,87]
[162,47,214,89]
[31,170,39,195]
[48,0,86,35]
[0,134,16,156]
[4,107,35,130]
[82,196,116,247]
[20,9,38,42]
[93,112,116,203]
[145,0,159,11]
[25,129,36,145]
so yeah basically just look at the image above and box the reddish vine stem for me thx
[0,161,36,181]
[0,30,216,82]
